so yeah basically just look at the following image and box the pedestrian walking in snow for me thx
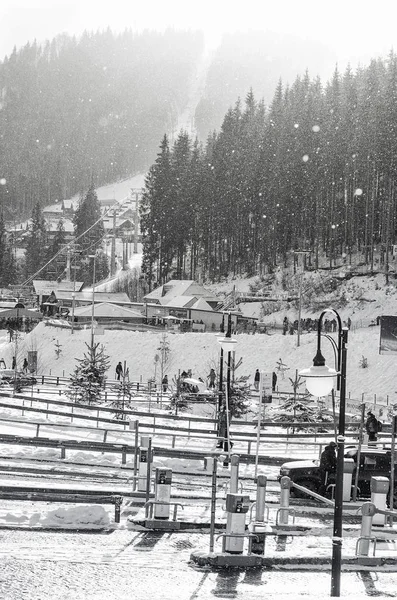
[115,361,123,381]
[208,368,216,389]
[319,441,337,495]
[254,369,260,391]
[162,375,168,392]
[365,411,379,442]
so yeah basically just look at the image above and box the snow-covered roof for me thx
[33,280,84,294]
[43,199,75,212]
[55,290,131,303]
[45,220,74,232]
[73,302,143,319]
[161,295,198,308]
[144,280,218,305]
[190,297,213,311]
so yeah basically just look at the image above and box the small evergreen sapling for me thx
[109,369,137,419]
[67,342,110,405]
[359,355,368,368]
[54,339,62,360]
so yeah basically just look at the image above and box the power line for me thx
[21,196,127,288]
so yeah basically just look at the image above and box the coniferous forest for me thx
[141,54,397,287]
[0,28,204,219]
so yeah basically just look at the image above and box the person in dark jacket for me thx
[254,369,260,391]
[115,362,123,381]
[208,368,216,389]
[272,371,277,392]
[319,441,337,494]
[162,375,168,392]
[365,411,379,442]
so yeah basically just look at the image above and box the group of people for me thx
[318,410,383,494]
[253,369,277,392]
[365,410,382,441]
[282,316,352,336]
[0,356,29,372]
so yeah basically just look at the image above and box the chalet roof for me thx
[42,199,75,213]
[45,219,74,233]
[55,290,131,303]
[144,280,218,305]
[161,295,197,308]
[190,297,213,311]
[73,302,143,318]
[33,280,84,294]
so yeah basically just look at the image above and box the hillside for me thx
[0,29,203,219]
[0,269,395,411]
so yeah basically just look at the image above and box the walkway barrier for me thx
[343,458,355,501]
[249,474,269,555]
[230,455,239,494]
[276,476,295,526]
[138,435,152,492]
[356,502,397,557]
[371,476,389,526]
[153,468,172,519]
[0,485,123,523]
[224,493,250,554]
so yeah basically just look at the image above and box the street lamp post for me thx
[299,308,348,598]
[218,314,225,415]
[217,312,237,467]
[89,254,97,349]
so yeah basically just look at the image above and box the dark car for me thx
[279,446,397,504]
[0,370,37,388]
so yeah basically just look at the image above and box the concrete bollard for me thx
[224,493,250,554]
[371,476,389,526]
[138,435,152,492]
[204,456,214,471]
[255,475,267,523]
[250,474,268,556]
[154,468,172,519]
[279,476,291,525]
[357,502,377,556]
[230,455,239,494]
[343,458,355,501]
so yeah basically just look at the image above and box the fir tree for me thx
[73,187,106,284]
[43,219,67,279]
[67,342,110,405]
[24,202,48,279]
[0,214,16,286]
[108,376,136,419]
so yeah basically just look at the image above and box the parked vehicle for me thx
[0,369,37,387]
[279,446,397,505]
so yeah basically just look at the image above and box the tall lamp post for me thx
[299,308,348,598]
[217,312,237,466]
[88,254,97,350]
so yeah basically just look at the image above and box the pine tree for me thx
[73,187,106,284]
[67,342,110,405]
[108,376,136,419]
[140,135,172,286]
[24,202,48,279]
[0,214,16,286]
[43,218,67,279]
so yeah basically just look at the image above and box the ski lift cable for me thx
[20,198,127,287]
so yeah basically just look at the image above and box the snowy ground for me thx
[2,320,396,412]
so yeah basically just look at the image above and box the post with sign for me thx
[138,435,152,493]
[224,493,250,554]
[154,468,172,519]
[255,371,273,480]
[390,408,397,524]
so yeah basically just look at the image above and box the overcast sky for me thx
[1,0,397,72]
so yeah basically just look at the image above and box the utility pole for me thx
[110,209,117,276]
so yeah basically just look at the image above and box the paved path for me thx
[0,530,397,599]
